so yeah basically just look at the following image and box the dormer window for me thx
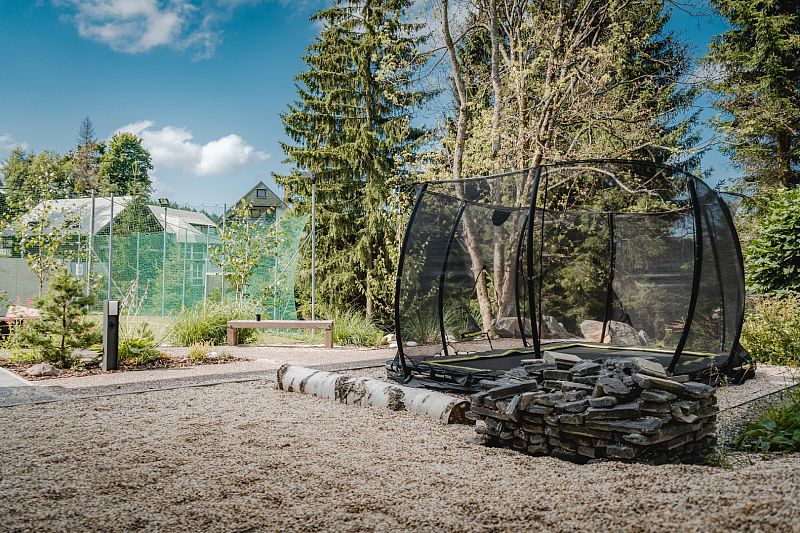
[256,188,267,198]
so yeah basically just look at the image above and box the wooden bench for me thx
[226,320,335,348]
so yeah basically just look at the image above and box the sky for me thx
[0,1,734,210]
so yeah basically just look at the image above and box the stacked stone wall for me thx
[468,356,718,464]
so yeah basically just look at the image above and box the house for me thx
[226,181,286,222]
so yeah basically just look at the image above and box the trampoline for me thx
[387,160,755,391]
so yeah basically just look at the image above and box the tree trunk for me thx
[442,0,494,331]
[276,364,471,424]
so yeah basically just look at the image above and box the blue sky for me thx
[0,1,733,208]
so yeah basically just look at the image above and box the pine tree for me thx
[19,270,95,368]
[72,116,106,194]
[706,0,800,189]
[275,0,426,324]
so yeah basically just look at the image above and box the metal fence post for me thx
[107,194,114,300]
[203,226,209,310]
[86,189,95,296]
[221,204,226,304]
[182,228,187,310]
[161,205,167,316]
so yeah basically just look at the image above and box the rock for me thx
[542,369,572,381]
[606,321,639,346]
[493,317,531,338]
[596,376,631,396]
[555,400,589,414]
[541,316,573,339]
[571,361,601,377]
[543,351,583,367]
[585,403,641,420]
[586,416,663,435]
[579,320,610,343]
[26,363,60,377]
[683,382,715,399]
[560,381,594,393]
[631,373,686,395]
[629,357,667,378]
[559,413,586,425]
[389,341,398,349]
[636,330,650,346]
[381,333,396,345]
[486,381,538,400]
[589,396,617,408]
[640,389,677,403]
[406,341,418,347]
[606,443,637,459]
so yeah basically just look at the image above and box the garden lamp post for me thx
[159,198,170,316]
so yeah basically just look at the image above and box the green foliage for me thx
[171,302,258,346]
[327,308,383,347]
[741,294,800,366]
[187,344,211,362]
[119,323,163,366]
[99,132,153,196]
[17,270,95,368]
[745,188,800,294]
[275,0,427,325]
[211,201,282,305]
[705,0,800,189]
[0,348,44,365]
[737,387,800,452]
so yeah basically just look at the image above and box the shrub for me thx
[741,295,800,366]
[1,348,44,365]
[119,323,163,366]
[736,387,800,452]
[119,337,162,366]
[187,344,210,362]
[171,302,258,346]
[745,188,800,295]
[329,308,383,347]
[17,270,95,368]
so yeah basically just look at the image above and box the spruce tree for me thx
[19,270,95,368]
[276,0,426,324]
[706,0,800,189]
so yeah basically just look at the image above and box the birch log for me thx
[275,364,470,425]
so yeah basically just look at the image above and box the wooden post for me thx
[324,325,333,349]
[227,325,238,346]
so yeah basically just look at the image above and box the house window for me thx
[256,188,267,198]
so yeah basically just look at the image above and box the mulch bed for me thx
[1,355,245,381]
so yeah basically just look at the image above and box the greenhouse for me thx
[388,160,755,391]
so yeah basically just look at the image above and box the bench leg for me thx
[227,326,238,346]
[325,327,333,349]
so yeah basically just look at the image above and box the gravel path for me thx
[2,379,799,532]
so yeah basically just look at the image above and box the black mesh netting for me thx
[391,161,752,387]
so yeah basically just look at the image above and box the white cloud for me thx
[113,120,269,176]
[56,0,263,59]
[0,133,29,153]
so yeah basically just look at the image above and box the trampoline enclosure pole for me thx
[393,183,428,376]
[438,203,466,358]
[669,179,703,373]
[525,167,543,358]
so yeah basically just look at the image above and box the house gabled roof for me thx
[146,205,220,244]
[232,181,285,209]
[5,196,134,236]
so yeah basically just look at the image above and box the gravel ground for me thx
[2,379,799,532]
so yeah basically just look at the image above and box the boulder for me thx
[607,320,639,346]
[579,320,610,343]
[26,363,60,377]
[541,316,573,339]
[493,317,533,338]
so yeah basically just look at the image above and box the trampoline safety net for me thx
[389,160,754,390]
